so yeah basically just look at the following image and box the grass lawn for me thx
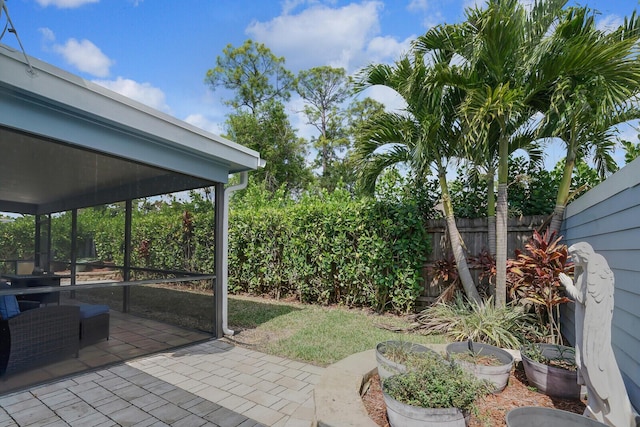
[64,284,445,367]
[227,295,446,366]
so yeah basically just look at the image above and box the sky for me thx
[1,0,639,169]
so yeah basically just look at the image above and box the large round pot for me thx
[383,391,467,427]
[506,406,607,426]
[446,341,514,393]
[520,343,580,399]
[376,341,436,380]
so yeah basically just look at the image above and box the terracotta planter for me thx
[375,341,436,380]
[383,391,468,427]
[506,407,607,426]
[521,343,580,399]
[446,341,514,393]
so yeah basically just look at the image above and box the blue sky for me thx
[2,0,639,167]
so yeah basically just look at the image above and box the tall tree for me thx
[416,0,638,306]
[354,52,482,305]
[205,39,295,114]
[296,66,350,188]
[206,39,312,193]
[416,0,543,307]
[535,9,640,233]
[419,1,640,307]
[225,101,312,193]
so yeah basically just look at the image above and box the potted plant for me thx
[507,229,579,398]
[382,351,491,426]
[519,342,580,399]
[375,340,438,380]
[446,339,514,393]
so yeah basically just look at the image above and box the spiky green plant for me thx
[414,295,540,349]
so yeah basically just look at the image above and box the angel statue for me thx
[559,242,638,427]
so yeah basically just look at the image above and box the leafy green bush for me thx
[383,351,490,413]
[229,185,430,313]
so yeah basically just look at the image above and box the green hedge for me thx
[228,189,430,313]
[0,188,429,313]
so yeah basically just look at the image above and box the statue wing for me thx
[583,254,614,400]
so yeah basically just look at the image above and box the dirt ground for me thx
[362,363,586,426]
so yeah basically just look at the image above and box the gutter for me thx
[221,171,248,336]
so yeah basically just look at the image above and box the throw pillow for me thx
[0,294,20,320]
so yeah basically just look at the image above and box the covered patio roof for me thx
[0,43,263,215]
[0,42,262,341]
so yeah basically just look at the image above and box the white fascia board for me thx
[0,44,263,173]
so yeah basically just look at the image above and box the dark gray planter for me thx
[382,391,468,427]
[506,407,607,426]
[375,341,436,380]
[521,343,580,399]
[446,341,514,393]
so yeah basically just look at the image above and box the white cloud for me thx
[38,27,56,43]
[365,35,413,65]
[407,0,429,12]
[422,11,446,31]
[358,85,407,113]
[597,15,623,33]
[281,0,323,15]
[246,1,387,72]
[184,114,224,136]
[53,38,114,77]
[35,0,99,9]
[92,77,169,112]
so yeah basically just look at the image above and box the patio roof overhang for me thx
[0,43,263,215]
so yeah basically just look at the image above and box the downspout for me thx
[221,171,248,336]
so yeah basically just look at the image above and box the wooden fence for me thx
[417,215,548,309]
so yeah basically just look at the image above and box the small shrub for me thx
[414,295,541,349]
[383,352,491,413]
[507,229,573,344]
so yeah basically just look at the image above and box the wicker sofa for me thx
[0,304,80,376]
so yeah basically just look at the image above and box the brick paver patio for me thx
[0,340,324,426]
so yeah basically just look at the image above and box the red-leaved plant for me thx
[507,229,573,345]
[428,255,460,303]
[469,248,496,297]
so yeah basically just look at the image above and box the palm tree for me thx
[415,0,560,307]
[533,9,640,233]
[353,52,483,305]
[417,1,640,307]
[460,118,543,257]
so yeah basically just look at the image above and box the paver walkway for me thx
[0,340,324,426]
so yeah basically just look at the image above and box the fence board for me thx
[419,215,547,305]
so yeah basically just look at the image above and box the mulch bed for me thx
[362,362,586,426]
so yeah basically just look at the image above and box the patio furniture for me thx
[0,293,80,376]
[79,304,110,348]
[1,273,68,305]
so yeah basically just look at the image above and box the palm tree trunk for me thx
[438,172,482,305]
[495,135,509,308]
[549,155,575,235]
[487,171,496,256]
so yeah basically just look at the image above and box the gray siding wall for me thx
[561,156,640,410]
